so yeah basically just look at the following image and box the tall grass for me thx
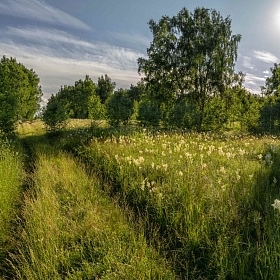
[74,130,280,279]
[12,144,175,279]
[0,139,23,275]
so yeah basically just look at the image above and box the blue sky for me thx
[0,0,280,100]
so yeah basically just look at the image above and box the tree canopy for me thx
[96,74,116,104]
[138,7,241,129]
[0,56,42,134]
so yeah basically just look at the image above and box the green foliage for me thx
[260,96,280,133]
[0,56,42,135]
[261,63,280,97]
[0,90,18,135]
[106,88,134,126]
[72,75,97,118]
[137,97,162,126]
[88,94,105,127]
[43,76,106,131]
[127,82,145,102]
[259,63,280,133]
[166,97,200,129]
[0,139,23,272]
[138,7,241,130]
[53,75,98,119]
[202,96,228,131]
[96,74,116,103]
[42,96,68,132]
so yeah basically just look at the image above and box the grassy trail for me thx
[9,137,175,279]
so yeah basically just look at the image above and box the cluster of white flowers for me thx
[272,199,280,211]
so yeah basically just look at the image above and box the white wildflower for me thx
[272,199,280,211]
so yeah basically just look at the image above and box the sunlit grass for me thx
[12,120,280,278]
[12,145,175,279]
[75,130,280,278]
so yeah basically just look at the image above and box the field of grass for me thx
[2,121,280,279]
[74,130,280,279]
[9,141,175,279]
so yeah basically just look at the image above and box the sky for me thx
[0,0,280,101]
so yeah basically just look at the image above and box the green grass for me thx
[72,130,280,279]
[6,120,280,279]
[11,144,175,279]
[0,139,23,275]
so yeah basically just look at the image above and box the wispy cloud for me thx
[110,32,152,51]
[253,50,279,64]
[0,27,144,98]
[0,0,90,30]
[243,73,265,93]
[241,56,254,70]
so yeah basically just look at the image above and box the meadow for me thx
[1,120,280,279]
[74,129,280,279]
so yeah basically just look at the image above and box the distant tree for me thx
[96,74,116,103]
[127,82,145,102]
[88,94,105,127]
[42,95,68,132]
[0,56,42,134]
[261,63,280,97]
[106,88,134,126]
[259,63,280,132]
[72,75,97,118]
[167,97,200,129]
[45,75,99,121]
[259,96,280,132]
[137,97,162,127]
[138,7,241,130]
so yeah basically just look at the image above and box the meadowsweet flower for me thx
[220,166,226,174]
[178,171,183,176]
[272,199,280,211]
[162,163,168,171]
[257,154,262,160]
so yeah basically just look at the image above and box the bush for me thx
[106,89,134,126]
[42,98,68,132]
[137,98,162,126]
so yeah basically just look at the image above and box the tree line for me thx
[0,7,280,135]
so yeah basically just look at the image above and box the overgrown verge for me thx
[10,143,175,279]
[69,130,280,279]
[0,139,24,278]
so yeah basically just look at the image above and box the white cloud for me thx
[242,56,254,69]
[263,70,270,75]
[253,50,279,64]
[3,27,143,70]
[243,73,266,93]
[0,27,144,99]
[0,0,90,30]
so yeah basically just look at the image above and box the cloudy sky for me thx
[0,0,280,100]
